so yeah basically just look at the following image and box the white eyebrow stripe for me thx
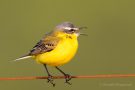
[64,27,79,30]
[64,27,72,30]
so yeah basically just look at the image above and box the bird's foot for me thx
[64,74,72,85]
[47,75,55,87]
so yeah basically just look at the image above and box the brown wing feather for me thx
[28,36,60,56]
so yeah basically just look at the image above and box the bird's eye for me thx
[70,29,74,32]
[63,27,75,34]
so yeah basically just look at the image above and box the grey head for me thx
[55,22,79,34]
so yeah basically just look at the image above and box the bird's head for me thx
[54,22,86,37]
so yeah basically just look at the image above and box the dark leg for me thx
[55,66,72,85]
[43,64,55,87]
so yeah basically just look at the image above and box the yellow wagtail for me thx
[15,22,86,86]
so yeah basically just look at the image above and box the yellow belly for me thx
[35,38,78,66]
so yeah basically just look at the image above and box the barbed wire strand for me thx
[0,74,135,80]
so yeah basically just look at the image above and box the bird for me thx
[15,22,86,86]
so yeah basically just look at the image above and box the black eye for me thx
[70,29,74,32]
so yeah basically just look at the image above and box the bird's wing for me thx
[29,36,60,56]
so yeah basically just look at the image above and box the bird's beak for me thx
[71,26,88,36]
[78,27,88,36]
[79,27,87,30]
[80,33,88,36]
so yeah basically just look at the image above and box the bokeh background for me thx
[0,0,135,90]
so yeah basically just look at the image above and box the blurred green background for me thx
[0,0,135,90]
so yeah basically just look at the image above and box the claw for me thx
[64,74,72,85]
[55,66,72,85]
[47,75,55,87]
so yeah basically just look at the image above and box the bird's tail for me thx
[14,55,32,61]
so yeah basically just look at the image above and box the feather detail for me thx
[14,55,32,61]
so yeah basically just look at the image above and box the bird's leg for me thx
[43,64,55,87]
[55,66,72,85]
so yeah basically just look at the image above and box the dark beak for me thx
[79,27,87,30]
[79,27,88,36]
[80,33,88,36]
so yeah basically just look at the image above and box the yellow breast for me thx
[35,34,78,66]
